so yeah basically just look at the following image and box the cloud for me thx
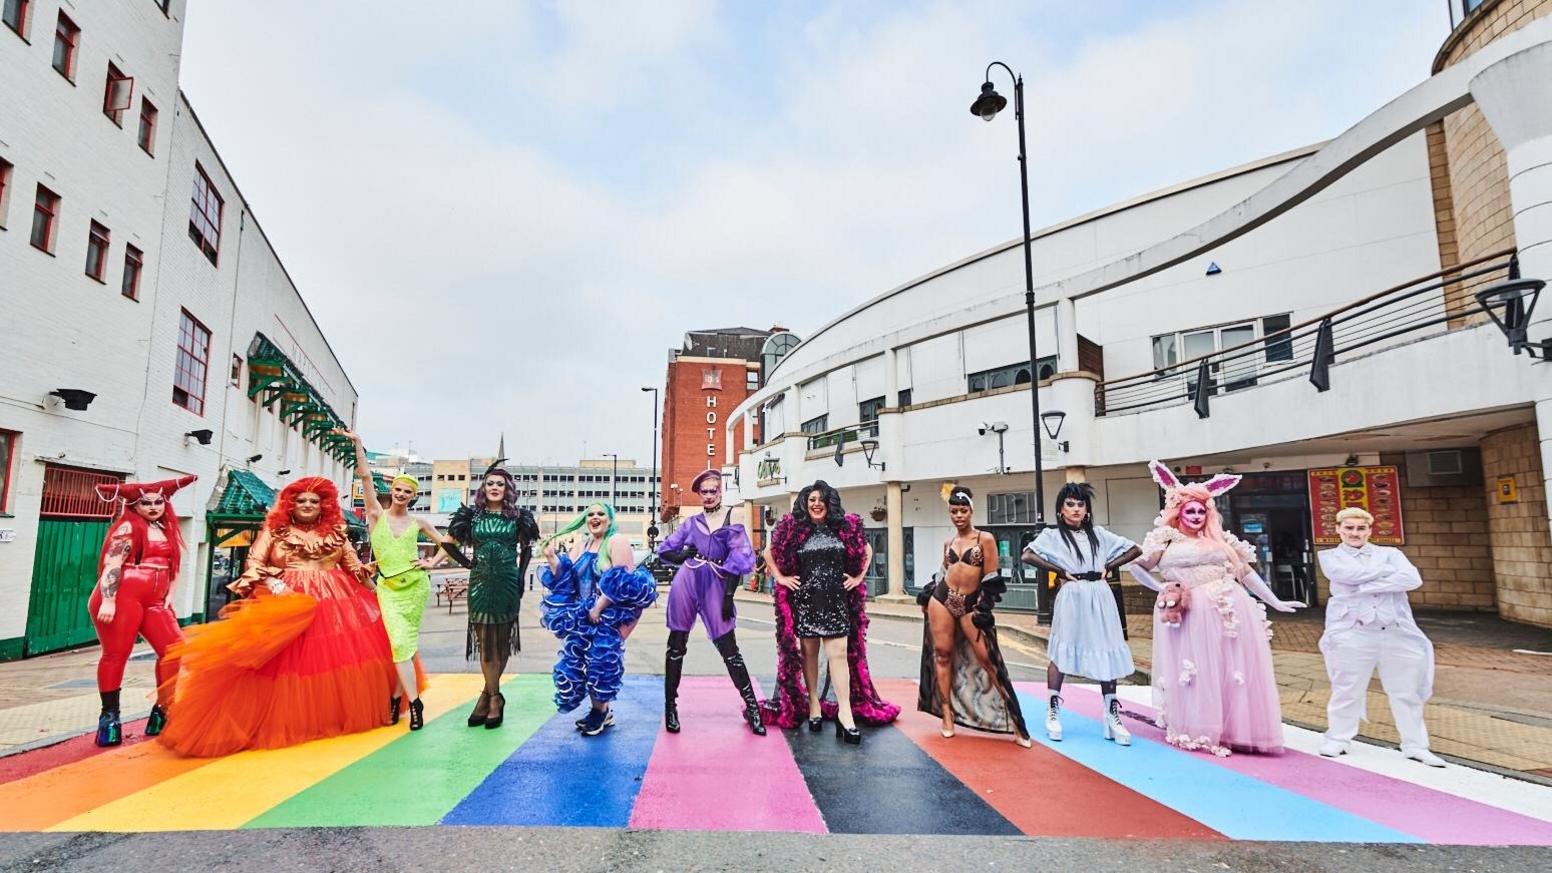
[177,0,1446,461]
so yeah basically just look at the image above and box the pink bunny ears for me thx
[1148,460,1242,496]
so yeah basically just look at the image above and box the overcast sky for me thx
[178,0,1449,464]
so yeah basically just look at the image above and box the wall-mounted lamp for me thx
[1041,410,1070,452]
[860,438,886,471]
[1476,276,1548,358]
[247,453,264,465]
[277,468,292,476]
[184,429,214,446]
[49,389,96,411]
[1344,454,1359,467]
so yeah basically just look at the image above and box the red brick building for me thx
[659,327,779,518]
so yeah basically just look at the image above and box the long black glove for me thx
[659,543,699,566]
[722,572,739,621]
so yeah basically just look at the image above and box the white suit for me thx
[1317,543,1436,754]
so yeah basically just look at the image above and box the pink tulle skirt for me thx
[1150,579,1283,756]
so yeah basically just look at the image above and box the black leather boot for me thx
[409,698,425,731]
[714,631,766,737]
[96,689,122,747]
[665,631,688,733]
[145,703,168,737]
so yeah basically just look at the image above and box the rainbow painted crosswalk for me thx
[2,674,1549,843]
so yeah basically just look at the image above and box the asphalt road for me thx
[2,587,1546,870]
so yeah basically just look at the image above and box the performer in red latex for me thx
[88,475,196,747]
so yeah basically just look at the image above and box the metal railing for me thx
[1096,249,1518,417]
[805,421,880,451]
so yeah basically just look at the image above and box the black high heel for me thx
[743,704,767,737]
[664,702,681,734]
[484,691,506,729]
[835,721,861,745]
[807,717,823,733]
[409,698,425,731]
[467,691,491,727]
[389,696,402,726]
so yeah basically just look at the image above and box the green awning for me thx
[205,469,278,527]
[246,333,356,466]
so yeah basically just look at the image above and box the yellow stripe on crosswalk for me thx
[49,674,489,832]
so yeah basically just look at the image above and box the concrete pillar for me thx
[1471,42,1552,549]
[878,479,910,602]
[1055,296,1080,372]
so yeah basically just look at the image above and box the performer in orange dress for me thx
[158,476,400,757]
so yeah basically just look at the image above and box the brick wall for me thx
[1431,0,1552,302]
[1312,455,1495,611]
[1482,424,1552,628]
[660,357,755,502]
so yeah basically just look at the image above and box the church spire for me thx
[497,432,506,460]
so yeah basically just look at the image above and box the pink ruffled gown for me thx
[1145,530,1283,756]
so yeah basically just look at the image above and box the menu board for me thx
[1309,466,1404,545]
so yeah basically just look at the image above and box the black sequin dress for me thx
[793,528,850,638]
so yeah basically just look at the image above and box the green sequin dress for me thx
[449,507,536,658]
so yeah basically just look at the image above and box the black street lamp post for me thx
[973,61,1054,621]
[641,386,660,547]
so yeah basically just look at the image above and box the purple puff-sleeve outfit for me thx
[659,509,755,639]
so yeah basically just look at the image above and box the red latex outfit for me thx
[89,535,183,697]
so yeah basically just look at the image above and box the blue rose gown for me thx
[538,549,658,711]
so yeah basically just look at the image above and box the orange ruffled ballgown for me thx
[158,523,404,758]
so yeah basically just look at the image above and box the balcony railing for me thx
[1096,249,1518,417]
[805,421,880,451]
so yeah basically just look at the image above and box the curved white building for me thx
[728,8,1552,626]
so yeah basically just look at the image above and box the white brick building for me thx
[0,1,358,658]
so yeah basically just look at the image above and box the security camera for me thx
[978,423,989,436]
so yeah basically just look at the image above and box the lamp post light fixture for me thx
[641,386,660,546]
[859,438,886,471]
[1040,410,1069,453]
[1475,276,1548,358]
[48,388,96,411]
[971,61,1049,525]
[603,452,619,506]
[184,428,214,446]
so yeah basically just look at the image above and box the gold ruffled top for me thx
[229,522,369,595]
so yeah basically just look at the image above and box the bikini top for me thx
[945,538,985,568]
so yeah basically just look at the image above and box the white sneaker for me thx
[1045,694,1063,742]
[1318,740,1348,758]
[1404,749,1446,767]
[1102,694,1131,746]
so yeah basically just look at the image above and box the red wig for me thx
[266,476,344,533]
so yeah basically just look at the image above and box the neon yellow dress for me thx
[370,516,431,662]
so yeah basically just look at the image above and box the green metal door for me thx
[25,518,109,655]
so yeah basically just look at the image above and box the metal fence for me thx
[1096,249,1518,418]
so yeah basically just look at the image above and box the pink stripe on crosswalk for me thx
[628,676,826,833]
[1051,683,1552,846]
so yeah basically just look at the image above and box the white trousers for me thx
[1323,624,1432,753]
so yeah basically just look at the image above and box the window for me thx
[1151,334,1178,371]
[173,309,211,415]
[858,396,884,437]
[987,491,1038,524]
[745,369,759,390]
[31,184,59,252]
[85,221,109,281]
[897,388,912,407]
[188,164,222,265]
[967,357,1056,393]
[103,63,134,126]
[1152,321,1260,394]
[1262,314,1293,363]
[52,12,78,79]
[229,353,242,386]
[121,244,143,299]
[137,99,158,155]
[0,429,15,513]
[3,0,29,38]
[800,415,828,435]
[0,157,11,229]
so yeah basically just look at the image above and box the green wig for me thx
[541,502,619,569]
